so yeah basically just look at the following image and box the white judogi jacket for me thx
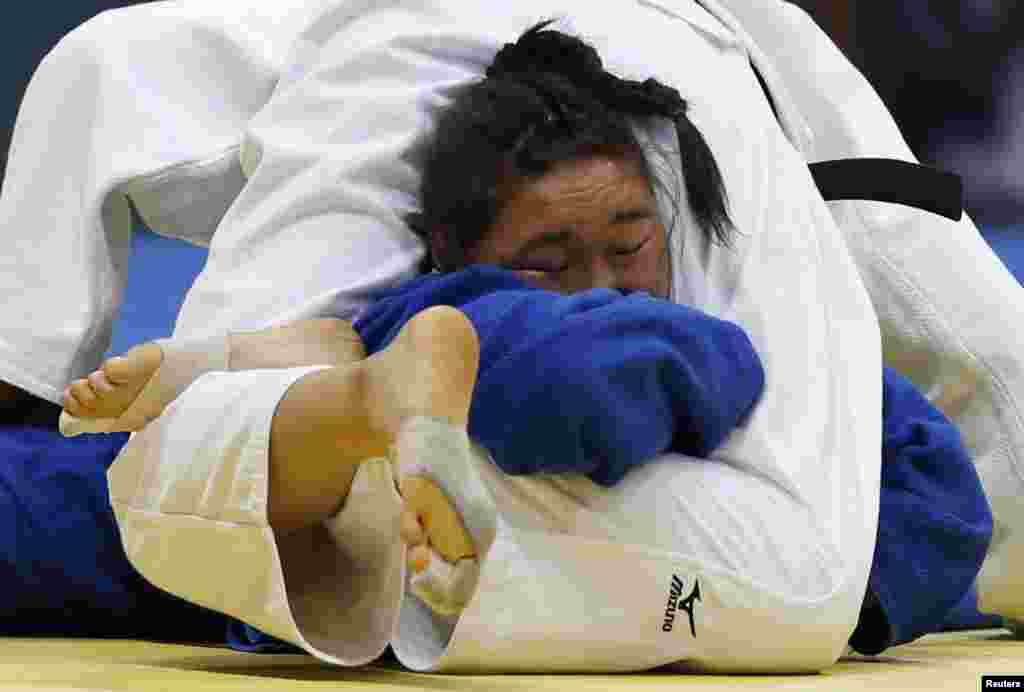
[1,0,1021,673]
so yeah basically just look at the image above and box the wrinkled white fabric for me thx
[712,0,1024,622]
[0,0,405,403]
[100,0,886,673]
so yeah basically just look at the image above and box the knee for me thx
[658,466,868,672]
[764,538,865,671]
[701,575,860,673]
[762,595,861,672]
[711,511,865,671]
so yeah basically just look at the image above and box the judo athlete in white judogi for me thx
[0,0,1021,673]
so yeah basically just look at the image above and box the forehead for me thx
[480,154,661,260]
[505,156,652,210]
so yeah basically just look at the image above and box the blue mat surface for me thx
[107,225,209,357]
[981,226,1024,281]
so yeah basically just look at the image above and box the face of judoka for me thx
[469,156,672,298]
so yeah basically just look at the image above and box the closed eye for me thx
[500,253,569,273]
[614,235,651,256]
[516,262,568,273]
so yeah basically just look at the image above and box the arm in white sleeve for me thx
[170,1,493,335]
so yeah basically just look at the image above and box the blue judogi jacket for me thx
[854,370,994,653]
[355,265,764,486]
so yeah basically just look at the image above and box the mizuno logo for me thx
[662,574,700,636]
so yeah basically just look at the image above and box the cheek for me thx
[625,229,671,297]
[627,258,666,295]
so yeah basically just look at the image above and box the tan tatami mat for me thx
[1,629,1021,691]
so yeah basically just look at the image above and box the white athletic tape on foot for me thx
[59,335,229,436]
[392,416,497,620]
[408,554,480,619]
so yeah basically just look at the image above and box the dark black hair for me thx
[406,19,733,273]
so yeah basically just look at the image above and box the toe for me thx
[399,476,476,563]
[401,508,426,546]
[63,387,85,417]
[407,544,431,574]
[88,370,115,394]
[101,356,130,384]
[70,379,97,408]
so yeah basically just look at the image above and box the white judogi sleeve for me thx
[0,0,334,404]
[709,0,1024,623]
[110,0,882,674]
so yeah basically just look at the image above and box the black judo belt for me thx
[746,57,965,221]
[809,158,964,222]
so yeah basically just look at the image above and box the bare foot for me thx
[63,342,164,423]
[61,318,365,434]
[261,308,483,613]
[361,306,482,612]
[362,306,479,434]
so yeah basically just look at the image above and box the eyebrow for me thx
[610,207,655,225]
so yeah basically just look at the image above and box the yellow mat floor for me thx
[1,629,1021,691]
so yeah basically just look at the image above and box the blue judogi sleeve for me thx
[354,265,765,486]
[849,367,993,654]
